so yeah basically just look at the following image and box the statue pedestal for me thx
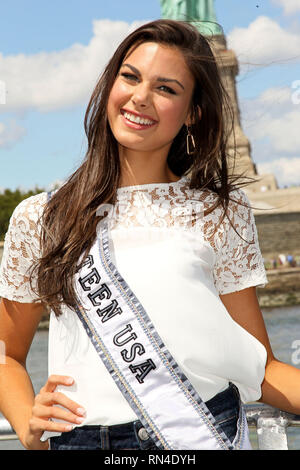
[209,35,278,192]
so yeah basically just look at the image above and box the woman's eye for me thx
[119,73,176,95]
[121,73,138,82]
[158,85,176,95]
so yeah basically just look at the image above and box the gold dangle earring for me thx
[186,125,196,155]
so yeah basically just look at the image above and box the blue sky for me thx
[0,0,300,190]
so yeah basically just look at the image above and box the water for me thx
[0,306,299,450]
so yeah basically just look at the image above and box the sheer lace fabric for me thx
[0,175,267,303]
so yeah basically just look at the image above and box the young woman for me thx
[0,19,299,451]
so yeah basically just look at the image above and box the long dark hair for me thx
[30,19,252,316]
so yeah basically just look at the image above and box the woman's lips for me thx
[120,109,157,130]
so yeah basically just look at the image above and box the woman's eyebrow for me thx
[121,63,185,90]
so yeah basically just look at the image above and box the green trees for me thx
[0,187,45,240]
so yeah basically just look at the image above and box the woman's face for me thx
[107,42,195,155]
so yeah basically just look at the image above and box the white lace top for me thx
[0,175,268,431]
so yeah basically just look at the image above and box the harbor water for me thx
[0,304,300,450]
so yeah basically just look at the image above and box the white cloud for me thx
[47,179,65,191]
[227,16,300,70]
[258,110,300,153]
[240,87,300,187]
[241,85,300,155]
[271,0,300,15]
[257,157,300,186]
[0,119,26,148]
[0,19,146,113]
[239,84,300,186]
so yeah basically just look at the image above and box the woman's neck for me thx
[118,147,179,188]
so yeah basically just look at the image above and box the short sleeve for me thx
[213,188,268,295]
[0,192,47,302]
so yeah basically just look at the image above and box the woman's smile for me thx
[120,108,158,130]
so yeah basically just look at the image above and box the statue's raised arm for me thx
[160,0,223,36]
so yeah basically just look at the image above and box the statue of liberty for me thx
[160,0,223,36]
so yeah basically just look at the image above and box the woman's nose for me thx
[131,84,151,108]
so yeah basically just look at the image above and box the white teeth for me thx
[123,111,154,125]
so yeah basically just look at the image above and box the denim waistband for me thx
[50,382,240,450]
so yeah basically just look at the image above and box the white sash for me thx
[72,218,252,450]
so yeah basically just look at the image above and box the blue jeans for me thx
[50,383,240,450]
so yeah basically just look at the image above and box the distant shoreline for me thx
[257,267,300,309]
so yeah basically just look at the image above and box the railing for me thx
[1,404,300,450]
[246,404,300,450]
[0,417,18,442]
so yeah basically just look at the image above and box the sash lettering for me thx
[121,343,145,362]
[113,325,137,347]
[96,300,122,323]
[79,267,101,291]
[129,359,156,384]
[78,256,156,385]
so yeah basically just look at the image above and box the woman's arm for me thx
[0,298,45,446]
[0,298,85,449]
[220,287,300,415]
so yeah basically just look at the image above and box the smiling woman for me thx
[1,19,300,452]
[107,41,195,182]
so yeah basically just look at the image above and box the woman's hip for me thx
[49,382,241,450]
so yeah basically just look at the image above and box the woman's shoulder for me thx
[10,191,49,226]
[228,186,251,203]
[226,187,253,221]
[0,192,49,302]
[183,180,250,211]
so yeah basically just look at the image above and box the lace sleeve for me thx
[213,188,268,295]
[0,192,47,302]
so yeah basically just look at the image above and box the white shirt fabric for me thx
[0,175,268,428]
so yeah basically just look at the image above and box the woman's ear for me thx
[185,106,202,127]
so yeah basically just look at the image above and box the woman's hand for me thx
[22,375,86,450]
